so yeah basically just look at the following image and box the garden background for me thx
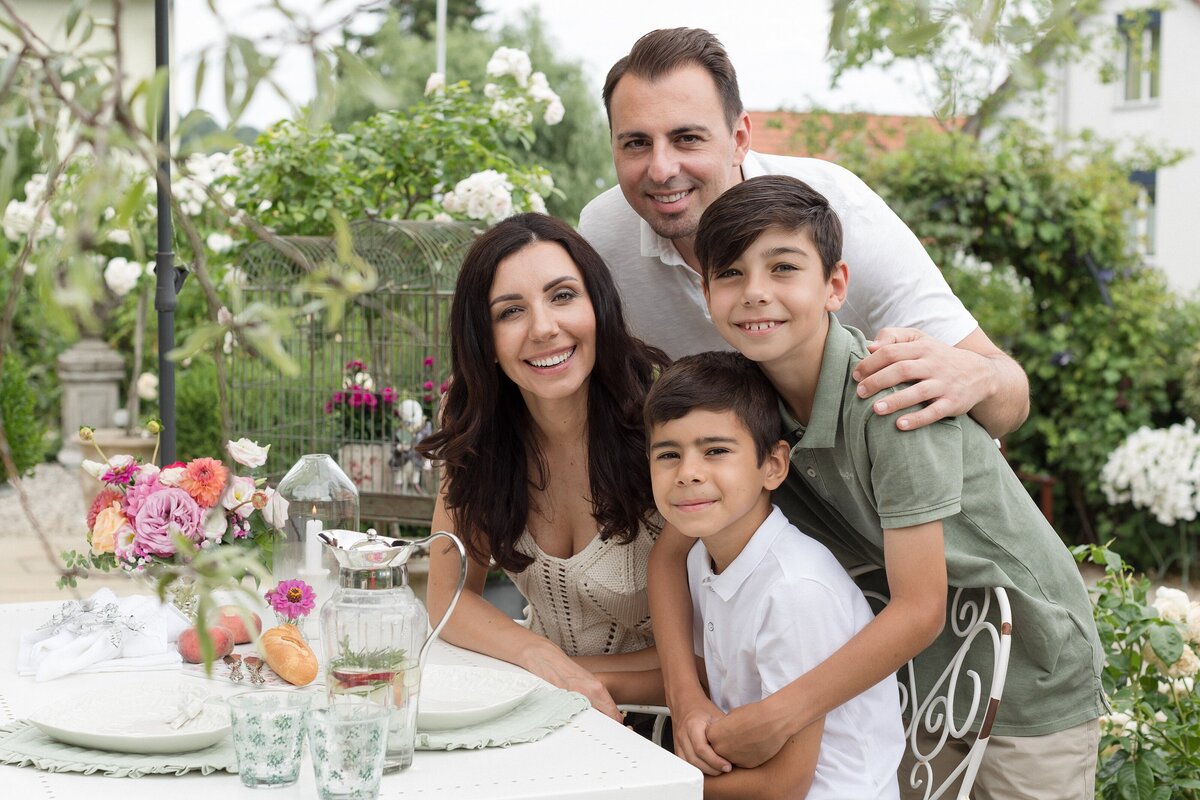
[2,1,1199,796]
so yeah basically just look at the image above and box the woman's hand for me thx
[526,649,623,722]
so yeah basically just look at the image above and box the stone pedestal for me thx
[57,338,126,467]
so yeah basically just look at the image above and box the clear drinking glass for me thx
[274,454,360,614]
[307,699,391,800]
[227,690,312,788]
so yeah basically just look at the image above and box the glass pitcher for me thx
[319,529,466,770]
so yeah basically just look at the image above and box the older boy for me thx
[645,352,904,799]
[652,175,1105,800]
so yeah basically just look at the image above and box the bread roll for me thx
[260,625,318,686]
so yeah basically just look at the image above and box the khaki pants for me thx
[898,719,1099,800]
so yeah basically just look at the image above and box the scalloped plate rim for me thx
[416,665,541,731]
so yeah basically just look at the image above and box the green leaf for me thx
[1147,624,1183,667]
[65,0,87,37]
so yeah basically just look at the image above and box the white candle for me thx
[305,518,324,574]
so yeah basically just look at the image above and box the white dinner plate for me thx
[417,665,541,731]
[28,682,231,754]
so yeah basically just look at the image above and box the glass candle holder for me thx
[273,454,359,621]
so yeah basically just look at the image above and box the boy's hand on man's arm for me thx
[853,326,1030,438]
[707,521,947,767]
[648,523,733,776]
[703,719,824,800]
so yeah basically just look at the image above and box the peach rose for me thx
[90,501,129,555]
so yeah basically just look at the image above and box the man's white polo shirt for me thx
[687,506,904,799]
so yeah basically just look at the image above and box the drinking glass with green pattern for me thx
[306,698,390,800]
[227,690,312,788]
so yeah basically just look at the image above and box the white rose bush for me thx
[1101,419,1200,585]
[1076,543,1200,796]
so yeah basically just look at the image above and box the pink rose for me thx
[90,502,128,555]
[133,487,203,556]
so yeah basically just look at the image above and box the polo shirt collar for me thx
[781,313,853,450]
[703,505,788,601]
[638,151,766,267]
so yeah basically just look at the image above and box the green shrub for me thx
[1,352,45,478]
[175,356,224,462]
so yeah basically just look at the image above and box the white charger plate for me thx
[416,665,541,731]
[28,683,230,754]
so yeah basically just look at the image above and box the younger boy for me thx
[648,175,1106,799]
[644,352,905,799]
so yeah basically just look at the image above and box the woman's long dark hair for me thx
[419,214,669,572]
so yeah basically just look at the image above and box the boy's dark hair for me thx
[644,351,783,465]
[695,175,843,283]
[602,28,743,131]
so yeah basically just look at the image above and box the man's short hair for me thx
[694,175,843,283]
[602,27,743,131]
[644,351,783,465]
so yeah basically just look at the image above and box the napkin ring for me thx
[224,653,244,682]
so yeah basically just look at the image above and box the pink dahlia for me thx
[133,487,203,556]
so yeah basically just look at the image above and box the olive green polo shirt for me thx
[771,314,1106,737]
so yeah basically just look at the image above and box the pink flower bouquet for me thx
[62,428,285,582]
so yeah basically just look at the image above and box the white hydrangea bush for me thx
[1100,419,1200,526]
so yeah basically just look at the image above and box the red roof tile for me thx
[747,110,958,160]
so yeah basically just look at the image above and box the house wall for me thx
[1043,0,1200,294]
[2,1,162,104]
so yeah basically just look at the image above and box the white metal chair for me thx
[849,565,1013,800]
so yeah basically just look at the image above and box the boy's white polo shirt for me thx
[687,506,904,800]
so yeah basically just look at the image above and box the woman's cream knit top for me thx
[504,523,658,657]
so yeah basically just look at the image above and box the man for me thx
[579,27,1028,439]
[578,27,1036,784]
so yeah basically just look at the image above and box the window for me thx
[1119,10,1162,102]
[1128,170,1157,256]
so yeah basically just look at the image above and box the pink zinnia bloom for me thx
[265,579,316,619]
[381,387,397,404]
[423,393,433,403]
[348,387,366,407]
[423,356,434,368]
[323,400,334,414]
[332,391,346,404]
[123,474,164,520]
[133,487,203,556]
[178,457,229,508]
[345,359,364,372]
[102,461,138,485]
[423,380,434,391]
[363,392,378,409]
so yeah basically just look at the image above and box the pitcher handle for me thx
[414,530,467,670]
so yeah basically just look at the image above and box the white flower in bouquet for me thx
[1153,586,1191,622]
[489,95,532,128]
[424,72,445,96]
[486,47,532,87]
[1188,603,1200,644]
[261,487,288,529]
[104,256,143,297]
[158,464,186,487]
[543,98,565,126]
[528,193,547,214]
[82,454,136,479]
[136,372,158,401]
[1100,420,1200,526]
[227,437,270,469]
[1158,676,1196,700]
[221,476,258,518]
[201,507,228,541]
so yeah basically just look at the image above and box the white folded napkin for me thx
[18,588,191,682]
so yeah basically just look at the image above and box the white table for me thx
[0,600,701,799]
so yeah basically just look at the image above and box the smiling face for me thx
[649,409,788,557]
[489,240,597,407]
[704,227,847,374]
[609,64,750,252]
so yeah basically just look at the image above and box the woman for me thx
[419,214,669,720]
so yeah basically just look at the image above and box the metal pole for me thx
[154,0,177,464]
[435,0,446,75]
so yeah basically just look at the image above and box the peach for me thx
[215,606,261,644]
[177,625,235,663]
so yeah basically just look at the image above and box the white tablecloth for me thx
[0,599,701,799]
